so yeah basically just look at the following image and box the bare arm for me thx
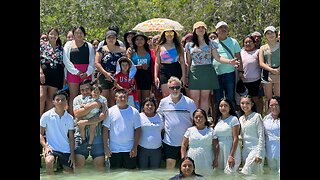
[212,138,219,168]
[228,124,240,168]
[154,47,161,87]
[103,126,112,157]
[212,48,239,66]
[68,129,76,168]
[181,137,189,159]
[178,47,187,86]
[130,127,141,158]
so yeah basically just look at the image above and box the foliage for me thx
[40,0,280,44]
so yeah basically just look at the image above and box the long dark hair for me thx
[47,28,62,47]
[179,157,203,177]
[192,108,210,127]
[214,97,237,124]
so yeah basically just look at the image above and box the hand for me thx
[230,58,240,67]
[212,159,218,168]
[228,156,235,168]
[142,64,148,70]
[104,146,112,157]
[43,146,53,157]
[154,77,160,89]
[129,147,137,158]
[254,157,262,164]
[68,153,76,168]
[80,72,88,79]
[40,72,45,84]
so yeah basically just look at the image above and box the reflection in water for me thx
[40,161,280,180]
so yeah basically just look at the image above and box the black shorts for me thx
[135,69,152,90]
[40,63,64,89]
[243,79,261,96]
[159,62,182,85]
[47,150,73,168]
[98,74,114,90]
[162,142,181,161]
[109,152,137,169]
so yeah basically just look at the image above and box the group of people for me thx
[40,20,280,178]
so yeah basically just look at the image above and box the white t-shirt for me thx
[139,113,164,149]
[102,105,141,152]
[40,108,75,153]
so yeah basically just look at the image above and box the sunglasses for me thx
[168,85,181,90]
[165,31,175,36]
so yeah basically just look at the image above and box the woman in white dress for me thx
[181,108,219,172]
[263,96,280,174]
[238,95,265,175]
[213,97,241,174]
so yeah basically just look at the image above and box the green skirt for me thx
[188,64,219,90]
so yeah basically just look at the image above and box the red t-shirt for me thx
[114,72,139,102]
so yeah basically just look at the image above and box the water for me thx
[40,158,280,180]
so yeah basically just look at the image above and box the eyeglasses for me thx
[168,85,181,90]
[165,31,175,36]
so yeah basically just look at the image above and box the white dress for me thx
[239,112,265,175]
[184,126,217,171]
[214,115,241,174]
[263,113,280,173]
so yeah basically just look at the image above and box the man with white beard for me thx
[157,76,196,169]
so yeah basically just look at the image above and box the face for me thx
[240,97,253,114]
[168,81,181,98]
[194,111,206,127]
[74,28,85,40]
[265,31,276,41]
[269,99,280,116]
[106,35,117,44]
[147,36,153,46]
[92,40,99,50]
[91,86,101,98]
[79,84,91,97]
[67,31,74,41]
[244,37,255,51]
[143,101,155,114]
[53,95,68,108]
[120,61,130,72]
[135,36,146,47]
[195,26,206,36]
[219,100,230,116]
[164,31,175,40]
[180,159,194,177]
[253,35,261,45]
[217,25,228,36]
[48,29,59,43]
[115,92,128,105]
[152,36,159,45]
[209,33,217,40]
[127,33,135,44]
[40,35,48,41]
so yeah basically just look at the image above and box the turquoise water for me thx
[40,158,280,180]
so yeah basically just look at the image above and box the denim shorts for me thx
[75,141,104,159]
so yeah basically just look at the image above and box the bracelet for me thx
[238,70,244,73]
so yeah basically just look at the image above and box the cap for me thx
[264,26,276,34]
[215,21,228,29]
[193,21,207,31]
[251,31,262,37]
[105,30,117,38]
[182,33,193,41]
